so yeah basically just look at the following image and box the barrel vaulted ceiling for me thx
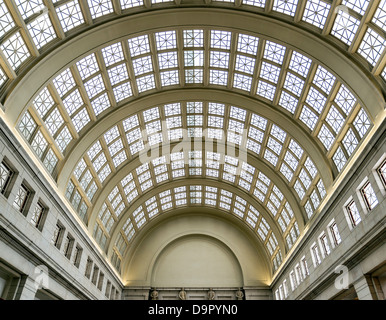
[0,0,385,281]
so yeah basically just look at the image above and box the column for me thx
[353,275,378,300]
[14,275,39,300]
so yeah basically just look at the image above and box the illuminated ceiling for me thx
[0,0,385,281]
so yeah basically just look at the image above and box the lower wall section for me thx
[122,286,271,300]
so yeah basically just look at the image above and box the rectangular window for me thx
[63,234,75,259]
[105,281,111,298]
[346,200,361,227]
[361,181,379,211]
[311,243,321,267]
[51,223,64,248]
[295,264,303,284]
[91,265,99,285]
[329,221,342,246]
[97,272,104,291]
[301,256,309,278]
[320,233,331,257]
[13,183,31,214]
[73,245,82,268]
[377,159,386,187]
[289,270,296,291]
[0,161,13,195]
[30,202,46,230]
[283,279,289,298]
[85,258,93,279]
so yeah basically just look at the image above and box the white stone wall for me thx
[272,124,386,300]
[0,119,122,300]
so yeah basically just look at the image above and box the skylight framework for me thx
[112,183,284,272]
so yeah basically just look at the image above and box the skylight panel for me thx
[45,108,64,136]
[267,137,282,155]
[288,51,312,77]
[299,105,318,130]
[294,179,305,200]
[353,108,370,138]
[332,146,347,171]
[19,111,37,140]
[91,93,110,116]
[263,41,286,64]
[128,35,150,57]
[317,124,335,150]
[15,0,44,20]
[260,62,281,84]
[242,0,266,7]
[288,139,303,159]
[87,0,114,19]
[88,141,102,160]
[185,69,203,83]
[113,82,133,102]
[372,0,386,31]
[270,124,286,143]
[283,72,304,96]
[233,73,252,91]
[334,84,356,115]
[27,13,57,50]
[256,81,276,101]
[33,87,55,118]
[84,74,106,99]
[53,69,76,97]
[184,50,204,67]
[183,30,204,47]
[230,106,247,121]
[158,51,178,70]
[72,108,90,132]
[331,10,360,46]
[76,53,99,80]
[102,42,125,67]
[210,51,230,69]
[31,130,48,158]
[55,126,73,153]
[1,31,30,70]
[93,152,107,172]
[0,1,15,38]
[107,63,129,85]
[304,157,317,179]
[136,74,155,92]
[155,31,177,50]
[160,70,178,87]
[63,89,84,116]
[235,55,256,74]
[251,113,267,131]
[305,86,327,113]
[313,65,336,94]
[120,0,143,9]
[284,151,298,171]
[56,0,85,32]
[237,34,259,55]
[208,103,225,116]
[357,28,386,67]
[278,91,298,114]
[210,70,228,86]
[302,0,331,29]
[264,149,278,166]
[211,30,232,50]
[342,128,358,156]
[142,107,159,122]
[342,0,369,15]
[132,56,153,76]
[272,0,299,17]
[325,106,345,134]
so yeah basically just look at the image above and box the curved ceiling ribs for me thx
[1,1,385,278]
